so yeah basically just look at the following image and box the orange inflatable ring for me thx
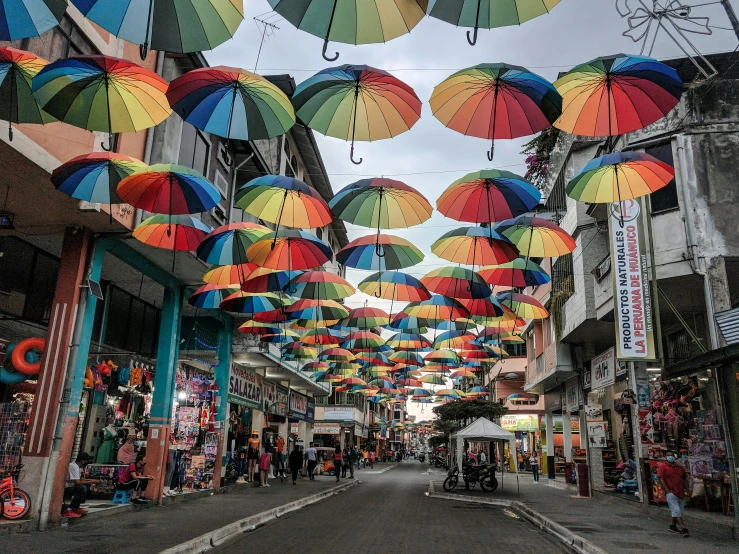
[12,337,45,375]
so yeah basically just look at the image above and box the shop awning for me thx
[664,342,739,379]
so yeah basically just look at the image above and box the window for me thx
[645,142,679,213]
[212,170,229,224]
[93,283,161,356]
[178,123,210,177]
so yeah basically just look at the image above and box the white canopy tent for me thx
[452,417,519,492]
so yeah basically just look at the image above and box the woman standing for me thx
[288,446,303,485]
[529,452,540,483]
[332,446,343,482]
[259,446,273,487]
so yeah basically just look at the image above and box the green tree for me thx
[432,399,507,427]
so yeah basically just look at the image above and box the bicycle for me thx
[0,464,31,520]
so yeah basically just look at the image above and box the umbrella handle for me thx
[486,143,494,162]
[322,38,339,62]
[8,123,12,142]
[466,27,479,46]
[350,144,363,165]
[139,43,149,61]
[101,133,113,152]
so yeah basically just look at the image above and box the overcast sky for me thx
[208,1,738,419]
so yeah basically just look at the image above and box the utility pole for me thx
[721,0,739,42]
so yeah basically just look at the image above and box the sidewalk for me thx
[0,474,346,553]
[428,471,737,554]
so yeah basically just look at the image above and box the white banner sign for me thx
[323,407,353,421]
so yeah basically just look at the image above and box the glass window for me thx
[125,298,146,353]
[24,253,59,323]
[104,287,131,349]
[178,123,210,176]
[645,142,679,213]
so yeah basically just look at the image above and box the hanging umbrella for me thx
[286,300,350,324]
[292,64,421,164]
[268,0,427,61]
[430,63,561,160]
[386,312,430,332]
[494,216,575,258]
[432,330,476,349]
[436,389,463,398]
[337,234,424,271]
[403,296,470,322]
[262,331,300,344]
[301,328,345,346]
[431,226,518,266]
[508,392,539,405]
[32,55,171,151]
[421,267,490,300]
[478,258,550,287]
[167,66,294,149]
[196,222,271,266]
[341,377,367,387]
[301,361,330,374]
[246,230,332,271]
[341,307,390,329]
[0,0,66,41]
[458,295,505,319]
[341,331,385,351]
[318,348,356,362]
[450,369,478,379]
[238,320,284,336]
[425,349,460,369]
[496,291,549,319]
[133,214,210,251]
[253,309,293,324]
[358,271,430,301]
[287,271,356,300]
[435,318,477,332]
[427,0,561,45]
[386,333,432,351]
[553,54,683,140]
[71,0,244,59]
[281,341,318,360]
[52,152,146,204]
[188,284,239,309]
[219,291,288,314]
[241,267,302,294]
[203,263,258,286]
[566,151,675,205]
[419,375,446,385]
[478,325,524,340]
[0,47,54,140]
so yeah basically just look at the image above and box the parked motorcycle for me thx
[443,463,498,492]
[418,453,425,463]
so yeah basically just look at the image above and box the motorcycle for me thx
[443,463,498,493]
[418,453,425,463]
[431,455,447,468]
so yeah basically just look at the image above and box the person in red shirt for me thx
[657,452,691,537]
[117,454,154,505]
[275,435,286,479]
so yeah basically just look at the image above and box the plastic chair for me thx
[111,489,132,504]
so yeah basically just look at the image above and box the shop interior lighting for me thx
[646,368,662,372]
[178,390,187,400]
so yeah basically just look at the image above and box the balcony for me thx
[524,343,575,394]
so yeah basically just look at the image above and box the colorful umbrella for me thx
[203,263,258,286]
[71,0,244,59]
[450,369,478,379]
[292,64,421,164]
[188,284,239,309]
[262,331,300,344]
[421,267,490,300]
[554,54,683,139]
[433,330,476,349]
[301,361,330,373]
[478,258,550,287]
[167,66,294,145]
[341,331,385,351]
[386,312,430,332]
[566,151,675,205]
[436,388,463,398]
[419,374,446,385]
[52,152,146,205]
[341,307,390,329]
[386,333,432,351]
[301,328,345,346]
[318,348,356,362]
[196,222,271,267]
[281,341,318,360]
[268,0,426,61]
[403,296,470,322]
[496,291,549,319]
[508,392,539,405]
[431,226,518,266]
[117,163,220,215]
[494,216,575,258]
[358,271,431,301]
[253,309,293,324]
[458,296,505,319]
[341,377,367,386]
[219,291,288,314]
[241,268,302,294]
[287,271,356,300]
[337,234,424,271]
[0,47,54,140]
[133,214,210,251]
[0,0,66,41]
[238,320,284,336]
[389,351,425,367]
[246,230,332,271]
[435,318,477,332]
[286,300,349,324]
[32,55,171,151]
[427,0,561,45]
[430,63,561,160]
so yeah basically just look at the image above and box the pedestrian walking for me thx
[657,453,691,537]
[349,446,357,478]
[332,446,343,482]
[259,446,272,487]
[479,451,488,465]
[369,450,375,468]
[341,448,349,477]
[305,443,317,480]
[517,451,524,472]
[529,452,540,483]
[289,446,303,485]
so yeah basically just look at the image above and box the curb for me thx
[159,481,357,554]
[427,481,607,554]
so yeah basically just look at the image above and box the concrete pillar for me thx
[212,321,232,492]
[144,285,182,504]
[563,412,573,462]
[545,412,555,479]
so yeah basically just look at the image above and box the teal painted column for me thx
[212,316,232,490]
[149,285,183,426]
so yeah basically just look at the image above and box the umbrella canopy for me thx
[287,271,356,300]
[268,0,426,60]
[202,263,258,286]
[420,374,446,385]
[253,309,293,324]
[301,361,330,374]
[341,331,385,350]
[458,296,505,318]
[318,348,356,362]
[430,63,561,160]
[0,46,53,140]
[421,266,490,300]
[496,291,549,319]
[431,226,518,266]
[0,0,66,41]
[262,331,300,344]
[554,54,683,138]
[403,296,470,322]
[478,258,550,287]
[281,341,318,360]
[386,312,430,332]
[246,230,332,271]
[292,64,421,164]
[427,0,561,44]
[286,300,349,324]
[167,66,294,141]
[329,177,432,229]
[337,234,424,270]
[52,152,145,204]
[241,268,302,294]
[32,55,171,150]
[71,0,244,58]
[301,328,345,346]
[450,369,478,379]
[433,330,476,349]
[389,351,425,367]
[196,222,271,266]
[425,349,460,366]
[219,291,288,314]
[133,214,210,251]
[235,175,332,231]
[566,151,675,204]
[341,307,390,329]
[435,318,477,332]
[117,163,220,215]
[188,284,239,309]
[358,271,431,301]
[386,333,432,351]
[495,216,575,258]
[238,320,284,336]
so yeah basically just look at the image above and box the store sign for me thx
[544,386,562,411]
[590,347,616,390]
[565,378,578,413]
[262,381,289,416]
[289,391,314,422]
[501,414,539,432]
[313,422,341,434]
[583,362,591,391]
[290,423,299,434]
[608,199,656,360]
[228,364,262,410]
[586,421,608,448]
[538,416,580,433]
[323,407,353,421]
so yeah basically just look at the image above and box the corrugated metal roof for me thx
[715,307,739,345]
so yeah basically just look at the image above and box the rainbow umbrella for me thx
[450,369,478,379]
[219,291,288,314]
[341,307,390,329]
[247,230,332,271]
[554,54,683,139]
[431,226,518,266]
[427,0,560,44]
[196,223,271,267]
[188,284,239,309]
[341,331,386,351]
[52,152,146,205]
[328,361,361,373]
[167,66,294,145]
[419,374,446,385]
[356,352,393,366]
[133,214,210,251]
[358,271,431,301]
[301,328,345,346]
[263,330,301,344]
[508,392,539,405]
[386,333,432,351]
[0,47,54,140]
[566,151,675,205]
[301,361,330,374]
[241,268,302,294]
[494,216,575,258]
[421,266,490,300]
[389,351,425,367]
[430,63,561,160]
[287,271,356,300]
[467,385,489,395]
[478,258,550,287]
[341,376,367,387]
[403,296,470,323]
[71,0,244,59]
[269,0,426,61]
[32,55,171,151]
[386,312,430,333]
[235,175,332,234]
[436,389,463,398]
[477,326,523,340]
[0,0,66,41]
[458,296,505,319]
[496,291,549,319]
[314,372,343,383]
[318,348,356,362]
[337,234,424,271]
[433,330,476,349]
[286,299,350,321]
[293,64,421,164]
[425,349,460,368]
[282,341,318,360]
[238,320,284,336]
[435,318,477,332]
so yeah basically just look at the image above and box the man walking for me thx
[305,443,317,480]
[349,446,357,478]
[657,453,691,537]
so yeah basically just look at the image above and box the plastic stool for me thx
[112,489,132,504]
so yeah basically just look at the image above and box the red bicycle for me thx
[0,465,31,520]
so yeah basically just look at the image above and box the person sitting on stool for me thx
[63,452,99,518]
[117,453,154,504]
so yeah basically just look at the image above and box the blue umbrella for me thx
[0,0,66,41]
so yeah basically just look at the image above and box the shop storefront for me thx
[225,363,263,482]
[312,422,341,447]
[262,380,290,453]
[288,390,315,449]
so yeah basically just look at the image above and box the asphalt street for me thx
[215,461,567,554]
